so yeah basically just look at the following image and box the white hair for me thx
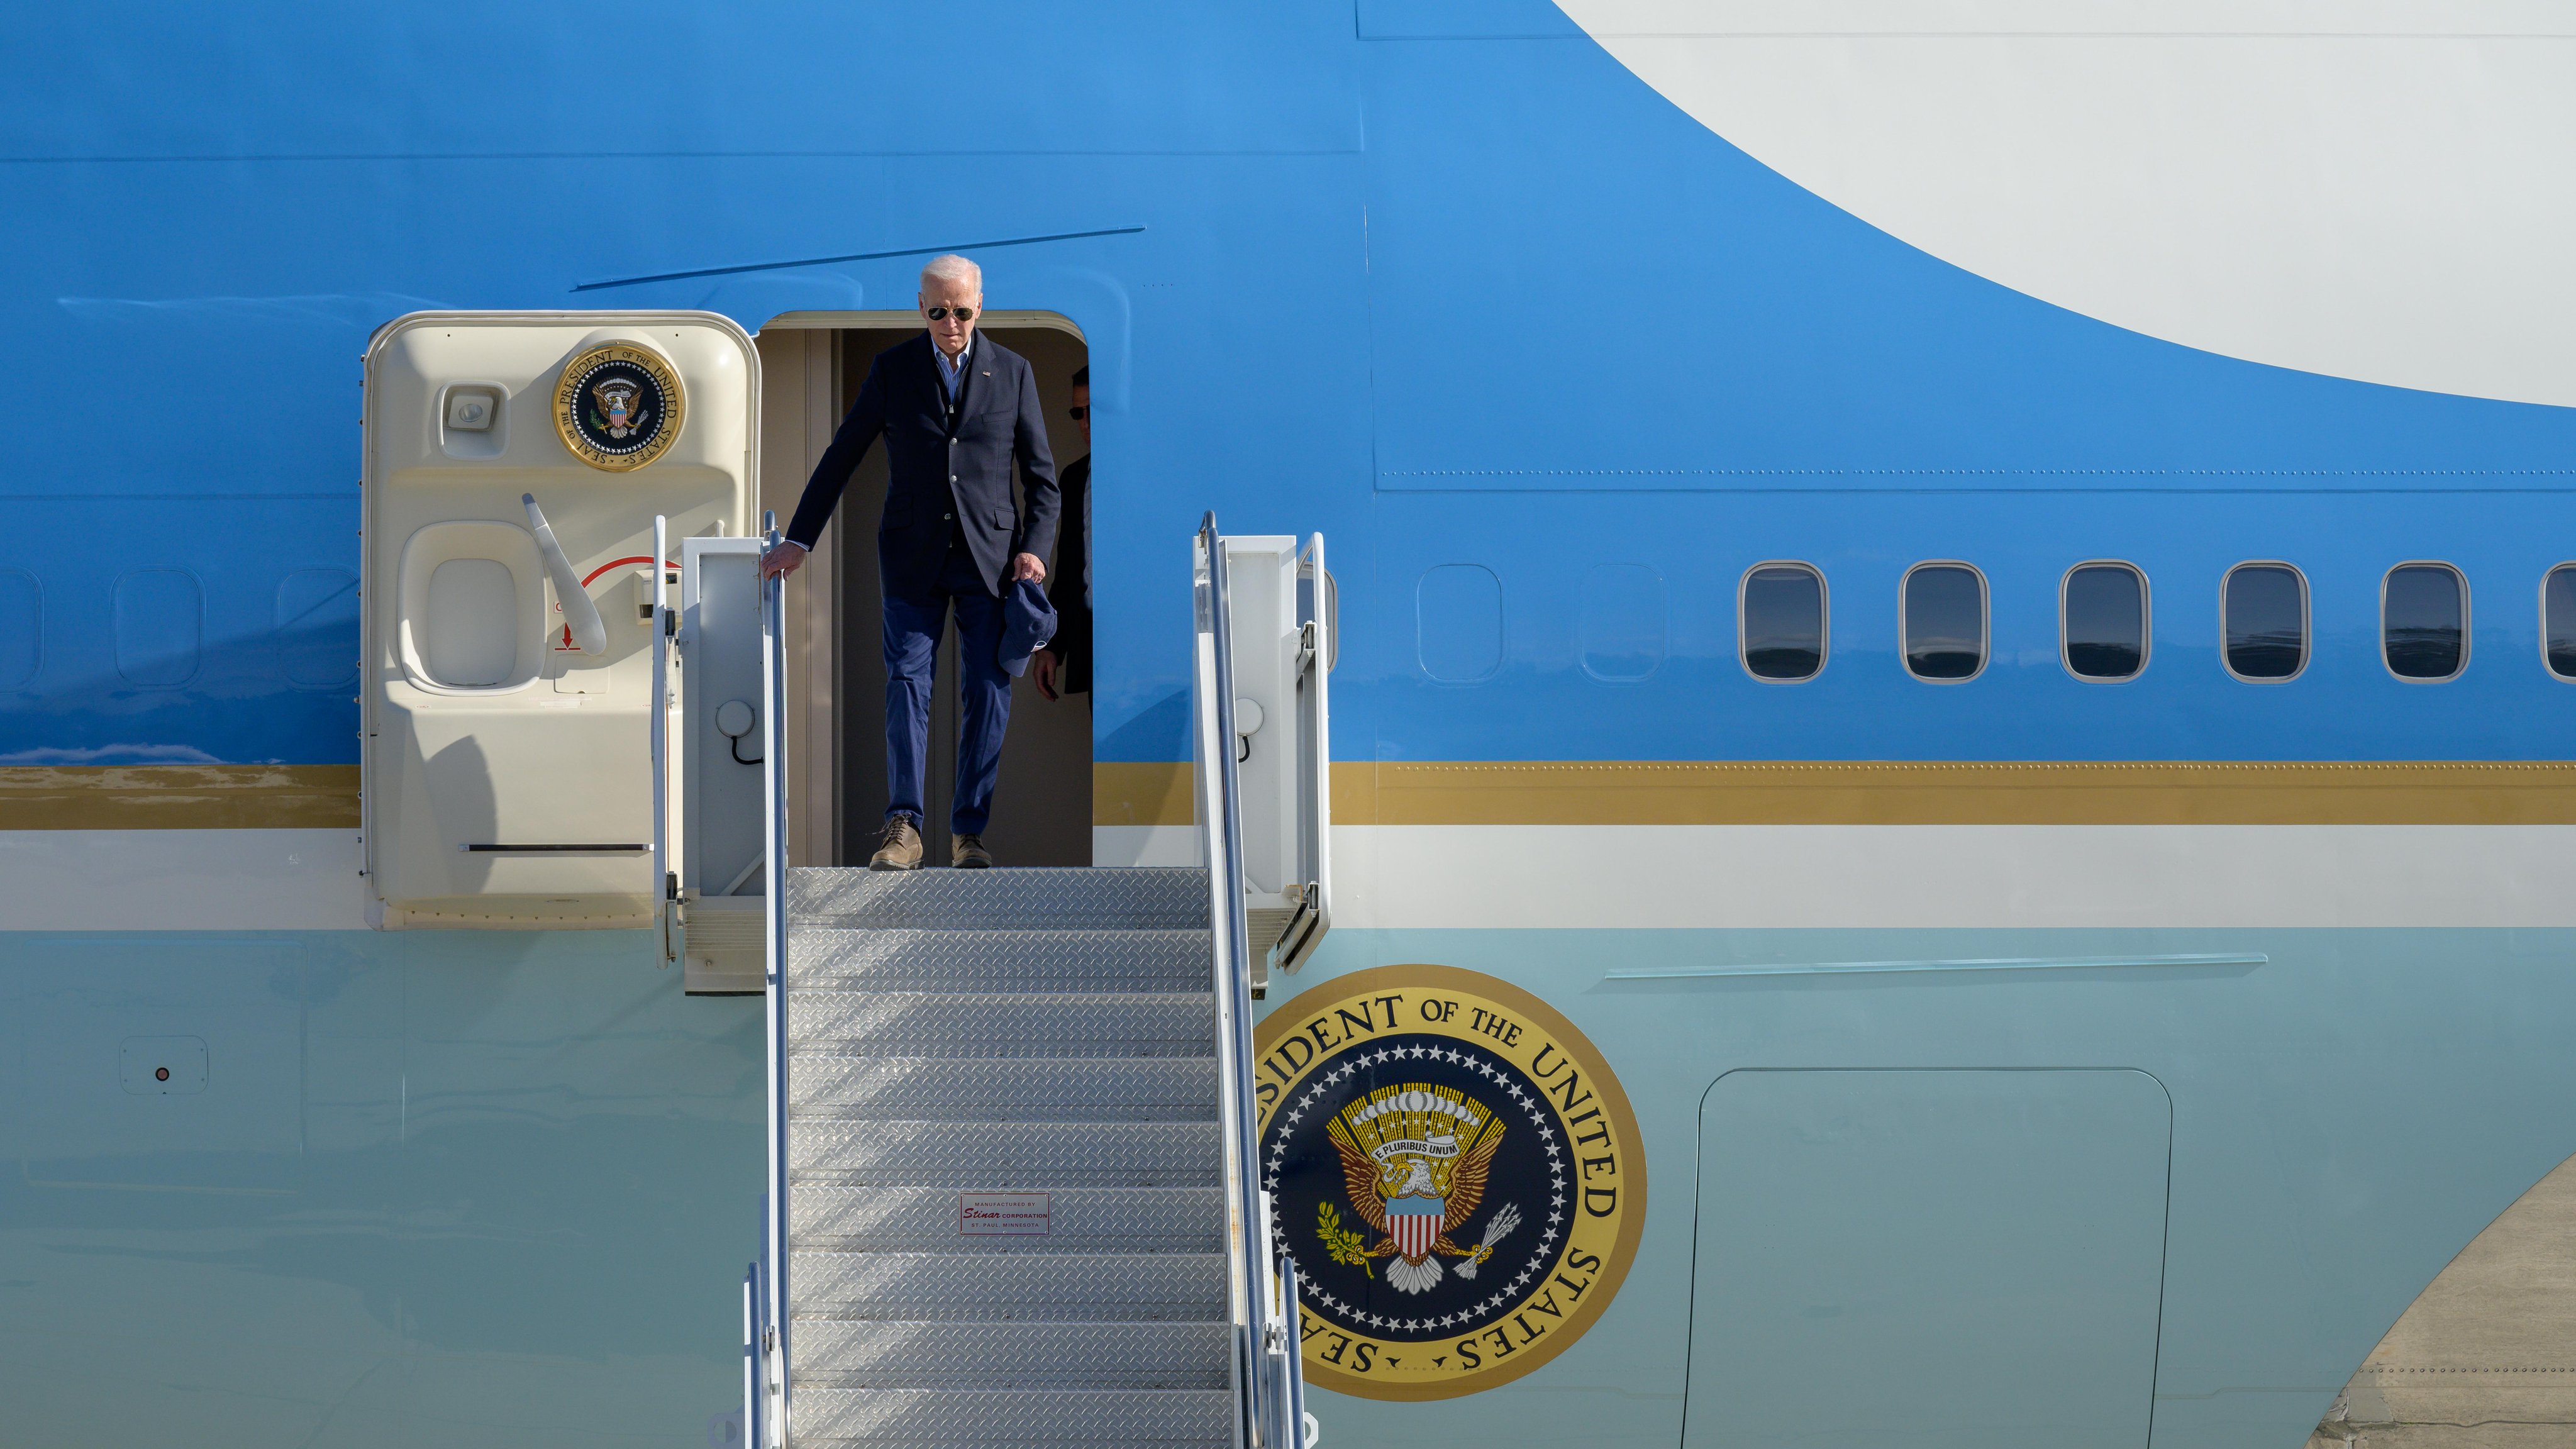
[919,253,982,292]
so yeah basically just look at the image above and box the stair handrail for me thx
[1196,514,1310,1449]
[758,516,793,1447]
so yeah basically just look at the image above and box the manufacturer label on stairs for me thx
[957,1191,1051,1236]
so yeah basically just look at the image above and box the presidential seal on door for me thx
[552,341,684,471]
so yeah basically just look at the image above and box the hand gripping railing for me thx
[747,514,792,1448]
[1195,515,1314,1449]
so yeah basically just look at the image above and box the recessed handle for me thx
[524,493,607,654]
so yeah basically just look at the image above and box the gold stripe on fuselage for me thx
[12,760,2572,832]
[0,765,360,830]
[1096,760,2576,828]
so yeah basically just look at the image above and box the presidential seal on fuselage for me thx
[552,342,684,471]
[1256,964,1645,1401]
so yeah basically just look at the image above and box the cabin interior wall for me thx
[821,325,1094,868]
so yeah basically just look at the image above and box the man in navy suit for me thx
[760,255,1060,870]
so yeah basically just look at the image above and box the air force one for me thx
[6,4,2576,1447]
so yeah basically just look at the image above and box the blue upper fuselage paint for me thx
[3,1,2572,768]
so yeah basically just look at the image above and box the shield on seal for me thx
[1385,1194,1445,1262]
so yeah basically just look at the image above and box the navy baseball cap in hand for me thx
[999,577,1058,677]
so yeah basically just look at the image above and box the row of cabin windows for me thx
[1740,560,2546,684]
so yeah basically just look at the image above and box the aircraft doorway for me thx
[754,313,1094,869]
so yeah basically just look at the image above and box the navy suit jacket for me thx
[783,332,1061,599]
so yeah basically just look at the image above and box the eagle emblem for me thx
[552,343,684,471]
[1319,1083,1522,1295]
[589,378,650,440]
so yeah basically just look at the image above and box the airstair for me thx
[774,867,1230,1444]
[709,518,1330,1448]
[353,319,1328,1446]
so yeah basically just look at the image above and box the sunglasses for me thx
[924,306,976,321]
[1067,406,1087,420]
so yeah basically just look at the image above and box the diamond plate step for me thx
[777,863,1232,1441]
[792,1321,1233,1391]
[792,1252,1228,1321]
[790,992,1215,1057]
[789,1120,1223,1187]
[791,1387,1233,1445]
[789,867,1208,931]
[791,1057,1219,1121]
[792,1186,1225,1252]
[791,929,1212,992]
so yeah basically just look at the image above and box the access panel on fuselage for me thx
[1685,1069,2169,1449]
[360,313,753,928]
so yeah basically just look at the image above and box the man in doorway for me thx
[760,254,1060,870]
[1034,364,1091,702]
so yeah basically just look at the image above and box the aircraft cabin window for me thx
[2062,562,2148,680]
[2544,565,2576,679]
[2223,562,2307,680]
[1902,563,1987,681]
[1740,562,1826,681]
[2382,563,2466,680]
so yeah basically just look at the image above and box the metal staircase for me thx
[741,518,1318,1449]
[781,867,1231,1445]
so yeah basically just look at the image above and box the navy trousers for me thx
[882,543,1011,836]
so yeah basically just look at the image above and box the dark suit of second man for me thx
[764,256,1059,869]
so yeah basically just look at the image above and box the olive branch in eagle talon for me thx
[1316,1202,1375,1277]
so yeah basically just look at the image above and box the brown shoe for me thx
[869,818,923,871]
[952,833,992,869]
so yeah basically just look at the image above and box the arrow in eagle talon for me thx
[1452,1202,1523,1279]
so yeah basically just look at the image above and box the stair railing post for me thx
[1198,513,1287,1446]
[652,513,676,967]
[1280,1253,1310,1449]
[1258,1189,1297,1449]
[743,1259,762,1449]
[760,514,793,1446]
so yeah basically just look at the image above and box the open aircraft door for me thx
[360,313,767,989]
